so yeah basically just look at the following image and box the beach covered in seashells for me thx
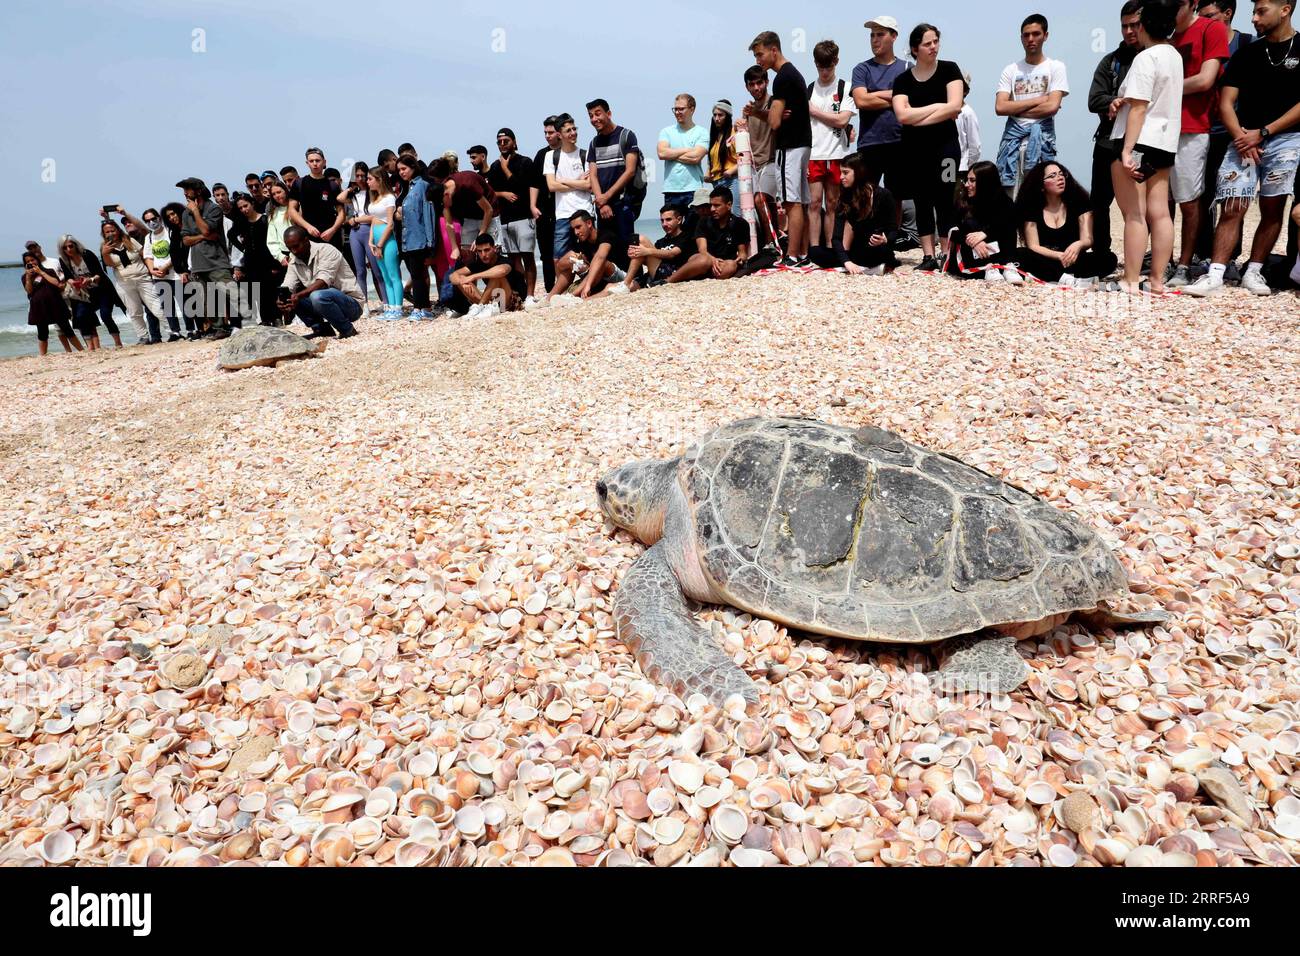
[0,270,1297,867]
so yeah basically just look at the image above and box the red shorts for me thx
[808,160,842,185]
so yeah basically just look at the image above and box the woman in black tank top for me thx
[1014,161,1118,285]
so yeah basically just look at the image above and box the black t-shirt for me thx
[1034,198,1092,251]
[1221,37,1300,131]
[290,175,340,232]
[772,61,813,150]
[653,230,694,272]
[487,153,536,223]
[694,213,750,260]
[892,60,964,152]
[574,217,621,264]
[532,146,555,217]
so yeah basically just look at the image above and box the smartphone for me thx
[103,203,122,213]
[1130,151,1150,183]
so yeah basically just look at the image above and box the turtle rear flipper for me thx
[932,634,1030,694]
[1076,604,1170,631]
[614,542,759,707]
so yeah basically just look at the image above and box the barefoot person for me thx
[1110,0,1183,295]
[58,235,123,350]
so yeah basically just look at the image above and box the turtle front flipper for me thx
[931,634,1030,694]
[1075,603,1170,630]
[614,542,759,707]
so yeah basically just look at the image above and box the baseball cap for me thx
[496,128,517,142]
[691,187,713,207]
[175,177,207,191]
[25,239,41,249]
[865,15,899,33]
[261,169,277,179]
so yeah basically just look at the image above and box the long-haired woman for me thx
[1015,161,1118,286]
[945,160,1022,282]
[160,203,197,338]
[707,100,740,209]
[1110,0,1182,294]
[59,234,123,349]
[22,251,82,356]
[341,161,387,309]
[99,215,166,344]
[892,23,966,271]
[365,168,403,319]
[395,154,435,320]
[828,152,899,274]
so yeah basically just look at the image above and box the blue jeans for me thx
[663,191,695,211]
[294,288,360,335]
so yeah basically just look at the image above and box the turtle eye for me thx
[596,481,608,500]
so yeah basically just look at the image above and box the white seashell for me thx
[653,817,685,846]
[711,805,748,845]
[694,785,722,809]
[408,752,438,777]
[729,846,776,867]
[647,787,676,816]
[1047,844,1078,868]
[365,789,398,818]
[667,761,704,794]
[911,743,943,766]
[539,811,571,841]
[1124,845,1163,867]
[956,779,985,805]
[238,793,268,813]
[1025,782,1056,805]
[395,839,431,867]
[39,831,76,865]
[1271,814,1300,841]
[454,805,485,838]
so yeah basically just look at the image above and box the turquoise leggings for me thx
[372,224,402,306]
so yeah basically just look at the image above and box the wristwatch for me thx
[1261,126,1272,140]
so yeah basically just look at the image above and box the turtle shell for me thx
[681,417,1127,643]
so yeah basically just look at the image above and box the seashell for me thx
[622,789,651,821]
[535,847,576,867]
[1047,844,1078,868]
[554,769,589,798]
[1159,851,1198,867]
[668,762,704,794]
[1170,748,1215,773]
[39,831,76,865]
[729,846,776,868]
[544,700,573,723]
[653,817,685,846]
[712,805,748,845]
[1025,781,1056,805]
[1124,845,1163,867]
[365,789,398,818]
[407,752,438,777]
[395,839,431,867]
[927,792,959,823]
[647,787,676,816]
[911,743,943,766]
[694,785,723,810]
[466,752,495,777]
[1270,815,1300,841]
[1094,839,1132,865]
[454,805,485,839]
[538,811,571,841]
[1060,793,1099,834]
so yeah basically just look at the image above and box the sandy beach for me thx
[0,264,1297,867]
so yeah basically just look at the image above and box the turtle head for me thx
[597,458,680,544]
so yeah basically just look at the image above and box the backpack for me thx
[617,128,648,204]
[550,146,588,174]
[808,78,854,150]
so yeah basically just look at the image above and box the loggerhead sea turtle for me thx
[597,417,1166,705]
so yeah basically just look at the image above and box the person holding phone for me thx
[22,252,83,356]
[99,213,167,344]
[1110,0,1183,295]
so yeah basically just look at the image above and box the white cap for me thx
[864,15,899,33]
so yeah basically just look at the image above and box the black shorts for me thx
[1135,146,1176,170]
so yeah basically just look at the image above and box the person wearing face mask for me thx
[99,212,168,344]
[140,207,184,342]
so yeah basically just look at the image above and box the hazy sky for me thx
[2,0,1210,256]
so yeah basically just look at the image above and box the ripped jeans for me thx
[1214,132,1300,209]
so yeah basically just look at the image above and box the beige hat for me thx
[864,15,899,33]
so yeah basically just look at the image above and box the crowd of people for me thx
[20,0,1300,354]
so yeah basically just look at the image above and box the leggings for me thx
[905,144,961,242]
[349,222,387,303]
[372,226,403,307]
[151,278,182,336]
[35,314,75,342]
[400,247,431,309]
[1020,248,1118,283]
[71,296,119,337]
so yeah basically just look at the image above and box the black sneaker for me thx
[167,334,181,343]
[302,330,335,340]
[337,329,359,339]
[918,256,940,271]
[212,328,232,339]
[893,236,921,253]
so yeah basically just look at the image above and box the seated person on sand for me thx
[1013,161,1118,288]
[450,235,527,317]
[667,186,750,283]
[549,210,626,300]
[944,161,1021,283]
[824,153,900,275]
[599,204,696,296]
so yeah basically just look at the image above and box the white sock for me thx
[1208,263,1227,281]
[1244,261,1263,277]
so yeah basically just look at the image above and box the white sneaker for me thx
[1075,276,1098,291]
[607,282,631,296]
[1166,265,1191,288]
[1003,267,1025,285]
[1240,269,1273,296]
[479,302,501,318]
[1182,273,1224,298]
[984,267,1006,283]
[465,304,485,318]
[1057,274,1077,289]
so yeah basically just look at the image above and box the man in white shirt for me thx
[995,14,1069,195]
[279,227,362,338]
[808,40,855,251]
[25,240,62,276]
[543,113,596,276]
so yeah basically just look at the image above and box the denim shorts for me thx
[553,219,576,257]
[1216,132,1300,202]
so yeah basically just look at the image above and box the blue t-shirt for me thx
[589,126,640,197]
[659,123,709,193]
[850,57,912,147]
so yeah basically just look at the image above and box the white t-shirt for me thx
[998,57,1069,127]
[367,194,396,219]
[349,189,370,219]
[1111,45,1183,155]
[957,104,982,170]
[809,78,852,161]
[550,148,595,219]
[141,228,174,278]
